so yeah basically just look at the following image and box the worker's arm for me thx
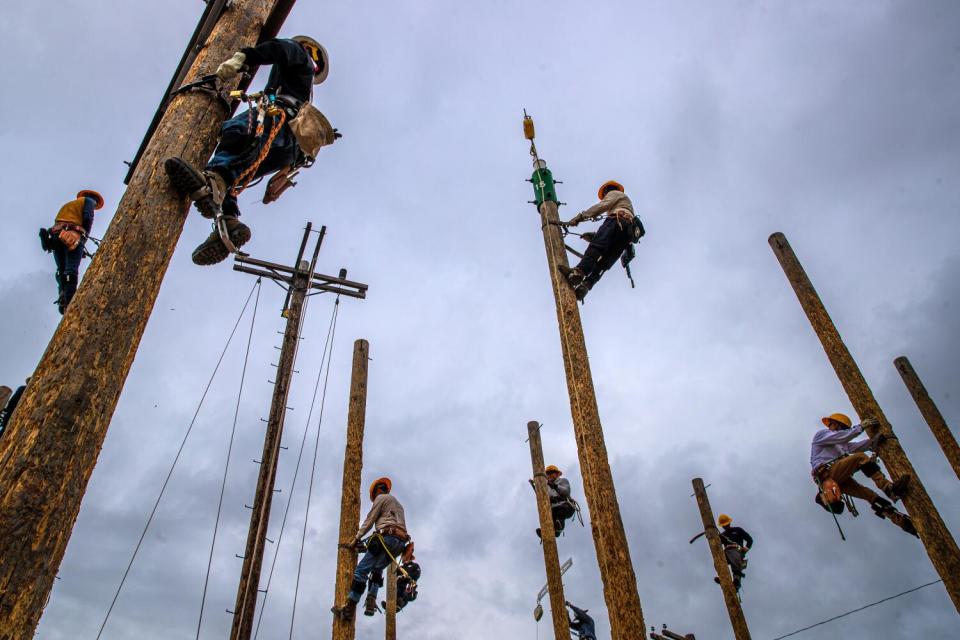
[241,39,310,71]
[355,496,383,540]
[740,528,753,550]
[566,194,616,226]
[81,197,96,234]
[552,478,571,498]
[811,424,863,446]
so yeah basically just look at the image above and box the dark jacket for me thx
[241,38,314,103]
[720,525,753,549]
[568,604,596,639]
[0,385,26,436]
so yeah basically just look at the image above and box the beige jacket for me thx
[569,190,634,226]
[356,493,407,539]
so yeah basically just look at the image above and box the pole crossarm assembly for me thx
[894,356,960,481]
[234,255,368,299]
[691,479,751,640]
[230,226,368,640]
[527,421,571,640]
[769,231,960,613]
[332,339,370,640]
[0,2,290,636]
[524,115,646,638]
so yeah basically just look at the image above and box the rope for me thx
[288,297,340,639]
[96,279,262,639]
[768,579,943,640]
[231,107,287,197]
[195,279,262,638]
[251,296,340,639]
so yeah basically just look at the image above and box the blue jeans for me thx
[349,535,404,602]
[205,109,298,217]
[52,238,86,306]
[575,217,632,285]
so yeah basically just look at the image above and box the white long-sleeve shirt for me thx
[571,191,635,225]
[810,424,872,470]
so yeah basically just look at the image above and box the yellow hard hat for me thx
[597,180,624,200]
[77,189,104,210]
[545,465,561,475]
[821,413,852,428]
[718,514,732,527]
[369,476,392,501]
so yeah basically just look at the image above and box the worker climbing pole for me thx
[690,479,751,640]
[332,339,371,640]
[769,232,960,613]
[527,421,571,640]
[0,2,296,636]
[894,356,960,482]
[521,113,646,638]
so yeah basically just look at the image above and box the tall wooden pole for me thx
[769,232,960,612]
[691,479,751,640]
[527,421,571,640]
[230,265,308,640]
[894,356,960,481]
[332,339,370,640]
[0,2,285,636]
[531,159,646,638]
[385,564,397,640]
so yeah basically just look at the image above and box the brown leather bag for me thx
[288,103,336,159]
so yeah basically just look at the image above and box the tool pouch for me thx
[288,103,336,159]
[263,166,298,204]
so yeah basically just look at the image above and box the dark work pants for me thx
[575,217,632,285]
[206,109,299,217]
[52,240,85,307]
[551,501,576,532]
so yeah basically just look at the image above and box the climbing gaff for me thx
[215,214,241,256]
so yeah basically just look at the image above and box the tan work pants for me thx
[824,453,880,503]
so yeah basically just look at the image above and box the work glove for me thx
[860,417,879,430]
[216,52,247,81]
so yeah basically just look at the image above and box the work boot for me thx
[191,217,251,266]
[58,274,77,315]
[331,598,357,622]
[164,157,227,219]
[363,594,379,616]
[884,475,911,502]
[557,265,586,288]
[574,280,592,302]
[535,527,542,539]
[871,496,894,518]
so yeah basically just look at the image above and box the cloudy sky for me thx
[2,1,959,638]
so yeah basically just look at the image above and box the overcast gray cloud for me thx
[2,1,959,638]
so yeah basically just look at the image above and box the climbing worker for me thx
[38,190,103,314]
[532,465,580,538]
[713,514,752,591]
[810,412,917,537]
[0,378,28,438]
[565,602,597,640]
[165,35,339,266]
[332,476,412,621]
[558,180,645,301]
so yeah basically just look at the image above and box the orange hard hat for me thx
[545,465,561,476]
[821,413,852,428]
[77,190,104,210]
[369,476,392,501]
[597,180,624,200]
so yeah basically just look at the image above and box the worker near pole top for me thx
[165,35,338,266]
[559,180,644,301]
[531,465,580,538]
[38,190,103,314]
[332,477,412,621]
[713,514,752,591]
[565,602,597,640]
[811,412,917,536]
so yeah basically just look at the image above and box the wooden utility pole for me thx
[527,421,571,640]
[691,479,751,640]
[0,2,291,636]
[524,122,646,638]
[231,228,367,640]
[894,356,960,481]
[332,339,371,640]
[769,232,960,612]
[385,564,397,640]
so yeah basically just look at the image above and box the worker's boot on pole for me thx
[331,598,358,622]
[363,593,378,616]
[556,265,590,301]
[191,217,251,265]
[58,274,77,315]
[871,497,919,537]
[867,469,910,503]
[164,157,227,219]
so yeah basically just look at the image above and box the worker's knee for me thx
[859,460,881,477]
[349,577,366,596]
